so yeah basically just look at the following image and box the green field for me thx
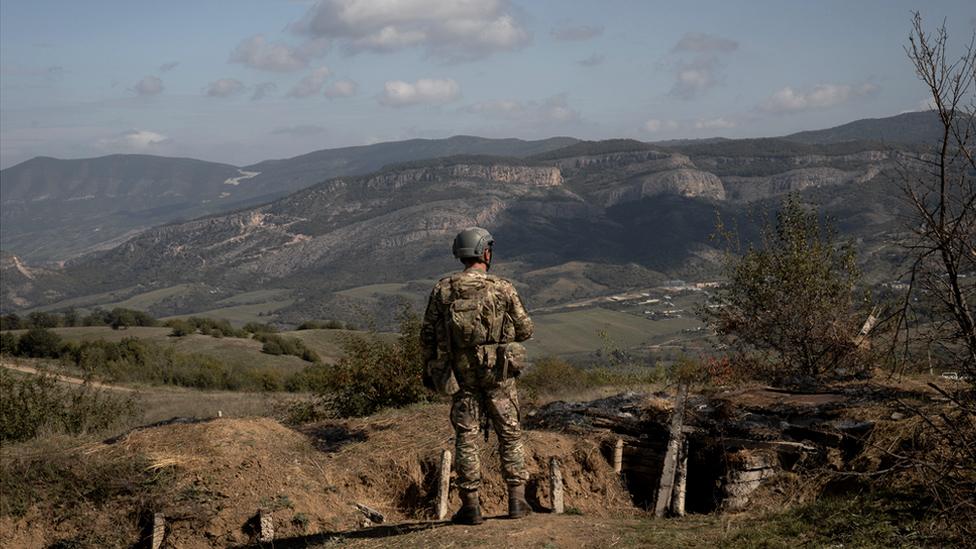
[525,306,702,357]
[281,328,397,362]
[211,288,292,307]
[162,299,295,326]
[337,280,435,301]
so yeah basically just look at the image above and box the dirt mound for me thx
[4,405,633,547]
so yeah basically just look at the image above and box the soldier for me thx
[421,227,534,525]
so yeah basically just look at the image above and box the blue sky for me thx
[1,0,973,168]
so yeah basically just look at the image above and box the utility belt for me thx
[425,342,526,396]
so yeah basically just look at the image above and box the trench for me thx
[527,389,874,516]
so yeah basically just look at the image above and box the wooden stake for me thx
[549,457,564,514]
[670,438,688,517]
[258,509,274,543]
[654,384,688,518]
[150,513,165,549]
[436,449,452,520]
[613,438,624,474]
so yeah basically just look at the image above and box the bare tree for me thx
[900,12,976,375]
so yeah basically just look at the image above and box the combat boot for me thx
[451,489,484,525]
[507,484,531,519]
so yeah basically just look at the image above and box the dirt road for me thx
[0,361,136,392]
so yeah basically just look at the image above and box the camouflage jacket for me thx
[420,268,533,373]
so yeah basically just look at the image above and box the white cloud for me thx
[466,94,580,124]
[644,119,679,133]
[96,130,170,152]
[206,78,245,98]
[551,25,603,42]
[251,81,277,100]
[694,117,735,130]
[292,0,530,62]
[132,75,163,96]
[577,53,604,67]
[380,78,460,107]
[667,32,739,100]
[672,32,739,53]
[159,61,179,72]
[288,67,331,98]
[230,35,308,72]
[760,83,879,114]
[324,79,358,98]
[669,56,720,100]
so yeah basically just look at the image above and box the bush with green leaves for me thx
[255,333,321,363]
[0,332,17,355]
[243,321,278,334]
[701,195,868,383]
[315,309,427,417]
[16,327,64,358]
[0,369,138,442]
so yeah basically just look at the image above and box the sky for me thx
[1,0,974,169]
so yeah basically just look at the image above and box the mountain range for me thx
[0,112,938,323]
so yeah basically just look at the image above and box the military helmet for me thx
[452,227,494,259]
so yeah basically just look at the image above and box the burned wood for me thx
[354,503,385,524]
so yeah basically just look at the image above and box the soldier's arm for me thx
[420,286,441,363]
[506,284,534,342]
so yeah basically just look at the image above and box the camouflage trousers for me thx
[451,378,528,491]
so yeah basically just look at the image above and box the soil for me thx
[1,405,634,548]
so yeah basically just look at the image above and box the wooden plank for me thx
[613,438,624,474]
[150,513,165,549]
[549,457,564,514]
[654,384,688,518]
[435,449,452,520]
[670,439,688,517]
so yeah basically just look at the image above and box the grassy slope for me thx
[526,307,700,356]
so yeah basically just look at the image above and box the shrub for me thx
[16,327,63,358]
[296,319,346,330]
[0,332,17,355]
[0,369,138,442]
[255,334,321,363]
[701,195,869,384]
[316,309,427,417]
[243,322,278,334]
[165,319,195,337]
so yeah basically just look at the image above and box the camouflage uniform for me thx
[421,268,534,491]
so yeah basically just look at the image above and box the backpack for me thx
[446,274,500,349]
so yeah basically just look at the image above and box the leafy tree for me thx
[702,195,867,382]
[16,327,63,358]
[0,332,18,356]
[27,311,61,329]
[0,314,22,331]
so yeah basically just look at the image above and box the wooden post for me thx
[613,438,624,474]
[436,449,452,520]
[670,438,688,517]
[258,509,274,543]
[654,384,688,518]
[549,457,564,514]
[150,513,165,549]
